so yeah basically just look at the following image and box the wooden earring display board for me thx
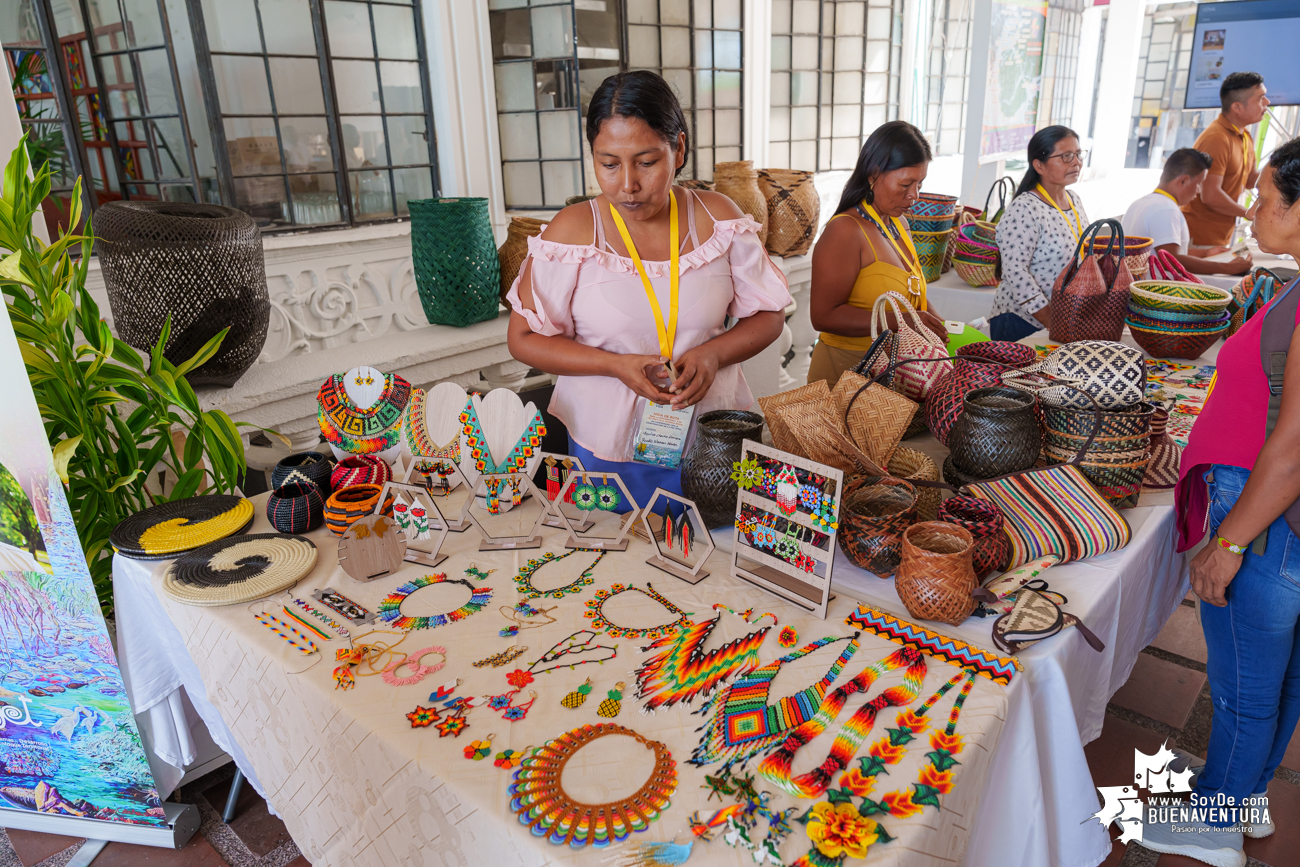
[459,472,548,551]
[375,482,450,567]
[539,452,593,532]
[553,471,640,552]
[637,488,714,584]
[730,440,842,619]
[338,513,409,582]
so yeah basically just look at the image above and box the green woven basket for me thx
[409,198,502,327]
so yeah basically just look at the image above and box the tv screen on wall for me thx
[1184,0,1300,109]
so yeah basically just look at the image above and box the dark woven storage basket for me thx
[837,476,918,576]
[94,202,269,387]
[681,410,765,528]
[948,386,1041,479]
[271,452,335,496]
[942,454,984,489]
[937,495,1008,579]
[896,521,978,626]
[331,455,393,490]
[1042,402,1155,439]
[409,198,502,327]
[266,483,326,534]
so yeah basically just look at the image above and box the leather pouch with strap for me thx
[1252,275,1300,554]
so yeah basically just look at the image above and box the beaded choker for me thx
[402,387,461,464]
[513,549,606,600]
[317,372,412,453]
[377,574,493,630]
[582,583,691,640]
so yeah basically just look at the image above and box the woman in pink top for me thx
[1152,138,1300,867]
[506,72,790,503]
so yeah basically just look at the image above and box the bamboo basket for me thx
[713,160,769,246]
[497,216,547,303]
[757,168,819,257]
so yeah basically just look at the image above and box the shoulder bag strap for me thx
[1249,276,1300,553]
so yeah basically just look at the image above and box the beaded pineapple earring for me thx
[562,678,594,709]
[597,682,625,718]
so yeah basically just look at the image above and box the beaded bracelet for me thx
[290,597,350,638]
[254,612,318,655]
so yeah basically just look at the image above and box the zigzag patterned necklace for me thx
[459,401,547,474]
[634,607,776,714]
[317,373,411,452]
[689,632,860,771]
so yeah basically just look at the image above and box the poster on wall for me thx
[0,300,163,825]
[980,0,1049,161]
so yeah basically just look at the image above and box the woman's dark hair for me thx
[1016,125,1079,196]
[1269,136,1300,208]
[585,72,690,176]
[835,121,932,213]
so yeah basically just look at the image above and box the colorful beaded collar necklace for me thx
[402,387,461,464]
[318,372,411,453]
[377,573,493,630]
[459,400,547,474]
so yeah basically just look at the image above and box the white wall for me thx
[1091,0,1144,173]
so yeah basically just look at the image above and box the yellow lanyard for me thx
[609,191,680,363]
[860,200,925,303]
[1036,184,1082,241]
[1153,188,1179,205]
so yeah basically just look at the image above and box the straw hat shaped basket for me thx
[757,168,819,257]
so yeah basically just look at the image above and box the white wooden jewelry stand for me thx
[459,472,548,550]
[554,471,640,552]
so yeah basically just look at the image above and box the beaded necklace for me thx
[513,549,607,600]
[317,372,411,453]
[527,630,618,675]
[634,607,775,714]
[582,582,692,640]
[402,386,462,463]
[459,401,547,474]
[378,574,493,630]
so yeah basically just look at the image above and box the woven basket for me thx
[1143,408,1181,490]
[409,198,502,327]
[331,455,393,490]
[266,482,326,534]
[896,522,978,626]
[955,223,998,255]
[925,357,1004,446]
[757,168,819,257]
[943,209,978,273]
[94,202,269,387]
[1126,309,1230,331]
[1042,401,1155,440]
[1085,235,1153,280]
[937,496,1008,579]
[498,216,547,304]
[831,372,918,466]
[912,229,952,282]
[838,476,918,576]
[271,451,335,496]
[679,179,715,191]
[910,192,959,218]
[948,387,1042,479]
[942,454,984,488]
[888,446,940,520]
[954,258,999,287]
[1040,447,1148,508]
[161,533,318,607]
[759,382,833,453]
[1129,321,1227,360]
[681,410,765,528]
[324,484,394,536]
[1129,281,1232,313]
[905,215,954,234]
[1127,302,1228,324]
[713,161,768,246]
[959,340,1038,367]
[1044,428,1150,455]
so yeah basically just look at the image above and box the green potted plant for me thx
[0,137,256,614]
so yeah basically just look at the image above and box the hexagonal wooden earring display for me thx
[458,472,548,550]
[637,488,714,584]
[539,452,594,532]
[554,471,640,552]
[400,458,471,532]
[375,481,450,567]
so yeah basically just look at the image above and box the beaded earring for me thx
[597,682,625,718]
[562,678,593,709]
[595,474,621,511]
[464,734,495,760]
[574,474,598,511]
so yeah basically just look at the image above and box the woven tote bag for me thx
[1006,341,1145,410]
[831,371,917,467]
[870,291,950,402]
[1049,219,1134,344]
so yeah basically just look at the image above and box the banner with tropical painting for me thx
[0,298,162,824]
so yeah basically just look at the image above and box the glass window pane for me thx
[771,37,791,71]
[269,58,325,114]
[280,116,335,172]
[867,6,890,39]
[503,161,543,207]
[832,104,860,137]
[332,60,379,113]
[771,71,790,107]
[790,35,817,69]
[99,58,140,120]
[151,117,188,177]
[498,112,540,160]
[380,61,423,113]
[769,142,789,170]
[835,37,864,71]
[542,160,581,207]
[224,116,283,174]
[866,39,889,73]
[289,173,342,224]
[662,26,690,68]
[393,167,433,215]
[135,49,176,115]
[374,6,419,59]
[715,109,740,146]
[531,6,573,59]
[120,0,165,47]
[491,9,533,60]
[386,115,429,165]
[538,110,580,159]
[201,0,262,53]
[350,169,393,219]
[213,55,272,114]
[489,0,526,7]
[831,137,860,170]
[534,59,577,110]
[791,105,817,136]
[340,115,387,167]
[834,71,863,105]
[791,70,817,105]
[714,0,742,30]
[695,29,712,68]
[662,0,689,26]
[578,59,620,114]
[715,71,741,107]
[714,31,741,69]
[494,62,534,112]
[235,175,288,224]
[770,106,790,141]
[693,0,711,28]
[260,0,317,55]
[697,110,712,146]
[716,145,740,164]
[627,25,659,69]
[696,147,713,180]
[836,1,866,35]
[696,69,713,109]
[324,1,374,59]
[772,1,792,34]
[792,139,817,170]
[663,68,692,109]
[626,0,658,25]
[576,8,619,55]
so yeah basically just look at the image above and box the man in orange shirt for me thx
[1182,71,1269,247]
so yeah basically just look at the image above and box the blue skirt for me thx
[568,443,682,511]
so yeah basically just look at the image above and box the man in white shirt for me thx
[1122,148,1252,276]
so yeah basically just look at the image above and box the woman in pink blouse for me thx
[506,72,791,503]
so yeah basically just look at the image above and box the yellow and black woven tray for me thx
[111,495,254,560]
[161,533,318,607]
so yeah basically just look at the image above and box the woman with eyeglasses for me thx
[989,126,1089,341]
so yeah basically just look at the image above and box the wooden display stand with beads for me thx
[400,458,472,532]
[373,481,450,567]
[458,472,549,551]
[552,470,640,552]
[636,488,714,585]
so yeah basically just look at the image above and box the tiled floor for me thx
[3,597,1297,867]
[0,764,306,867]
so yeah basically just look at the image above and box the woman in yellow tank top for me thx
[807,121,947,387]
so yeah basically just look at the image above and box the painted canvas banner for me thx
[0,299,163,824]
[980,0,1049,161]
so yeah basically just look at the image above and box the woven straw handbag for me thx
[831,371,918,467]
[1005,340,1145,410]
[895,522,978,626]
[1049,219,1134,344]
[869,291,950,402]
[991,588,1105,654]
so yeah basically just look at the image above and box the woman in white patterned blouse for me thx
[990,126,1090,341]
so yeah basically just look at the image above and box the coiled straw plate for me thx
[112,495,254,559]
[162,533,318,607]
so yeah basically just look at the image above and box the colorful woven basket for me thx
[271,451,334,495]
[324,484,395,536]
[959,340,1037,367]
[837,476,918,577]
[909,192,959,218]
[1127,302,1229,324]
[331,454,393,490]
[936,495,1008,579]
[1128,281,1232,313]
[1128,320,1228,360]
[1042,401,1156,440]
[1125,310,1229,332]
[954,258,998,287]
[906,214,954,233]
[1085,235,1153,280]
[912,228,952,282]
[266,482,326,534]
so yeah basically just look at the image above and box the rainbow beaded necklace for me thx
[634,608,775,714]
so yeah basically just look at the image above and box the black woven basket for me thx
[271,452,335,496]
[94,202,269,387]
[266,483,326,534]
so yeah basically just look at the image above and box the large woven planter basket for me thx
[713,161,768,246]
[757,168,819,257]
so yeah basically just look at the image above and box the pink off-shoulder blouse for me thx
[506,190,792,462]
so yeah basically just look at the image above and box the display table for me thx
[115,505,1011,867]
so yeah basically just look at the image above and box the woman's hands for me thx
[668,345,721,409]
[607,352,674,404]
[1189,543,1242,607]
[918,310,949,342]
[606,344,721,409]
